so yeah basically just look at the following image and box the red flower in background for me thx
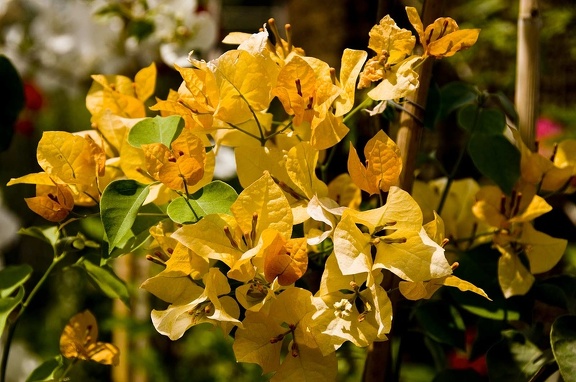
[15,81,43,137]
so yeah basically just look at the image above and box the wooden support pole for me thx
[515,0,540,150]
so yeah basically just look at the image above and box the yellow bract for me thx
[405,6,480,59]
[60,310,119,366]
[348,130,403,195]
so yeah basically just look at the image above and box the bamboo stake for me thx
[515,0,540,150]
[363,1,443,381]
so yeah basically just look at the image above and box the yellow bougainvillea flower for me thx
[473,184,567,297]
[273,55,344,149]
[405,6,480,59]
[472,184,550,230]
[140,128,207,192]
[510,128,574,193]
[25,182,75,222]
[60,310,119,366]
[86,62,155,120]
[305,195,346,246]
[310,254,392,355]
[412,177,491,250]
[148,268,241,340]
[285,142,329,200]
[262,231,308,286]
[171,172,293,283]
[334,186,452,282]
[551,139,576,193]
[348,130,403,195]
[151,64,218,131]
[8,131,104,210]
[358,15,420,101]
[398,212,490,301]
[233,287,337,382]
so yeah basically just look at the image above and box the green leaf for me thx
[0,264,33,298]
[424,81,441,130]
[476,108,506,135]
[18,226,60,247]
[26,355,64,382]
[0,55,25,152]
[468,134,520,195]
[458,106,505,135]
[438,81,479,120]
[415,300,466,350]
[100,179,150,252]
[0,286,25,335]
[490,91,519,127]
[486,330,548,382]
[167,197,203,224]
[81,260,130,306]
[128,115,184,148]
[457,104,478,132]
[551,315,576,382]
[167,181,238,224]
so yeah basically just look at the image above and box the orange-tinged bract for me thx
[60,310,120,366]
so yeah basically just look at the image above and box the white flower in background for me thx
[0,0,218,93]
[149,0,218,67]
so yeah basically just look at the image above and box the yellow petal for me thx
[231,172,293,242]
[520,224,567,274]
[134,62,156,102]
[497,246,534,298]
[60,310,120,366]
[286,142,328,199]
[427,28,480,58]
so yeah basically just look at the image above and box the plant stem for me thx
[0,253,66,382]
[436,106,479,215]
[343,97,372,124]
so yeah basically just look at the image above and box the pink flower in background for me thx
[536,117,564,158]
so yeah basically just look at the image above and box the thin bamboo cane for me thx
[515,0,540,151]
[362,1,443,380]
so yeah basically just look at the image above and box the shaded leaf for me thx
[468,134,520,195]
[0,265,33,298]
[414,300,466,349]
[81,261,130,306]
[486,330,548,382]
[17,226,60,247]
[551,315,576,382]
[0,286,25,335]
[26,355,64,382]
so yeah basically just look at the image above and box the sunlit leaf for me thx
[100,179,150,252]
[128,115,184,148]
